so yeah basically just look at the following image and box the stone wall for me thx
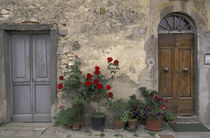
[0,0,210,127]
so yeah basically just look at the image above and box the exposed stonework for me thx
[0,0,210,128]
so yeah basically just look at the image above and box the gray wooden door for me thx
[10,34,51,122]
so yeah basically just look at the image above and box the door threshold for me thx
[176,115,199,123]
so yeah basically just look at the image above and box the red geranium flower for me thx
[97,84,103,90]
[165,99,168,103]
[107,57,113,62]
[58,83,63,89]
[86,73,92,79]
[94,70,100,75]
[85,81,91,86]
[174,122,176,125]
[114,60,119,65]
[93,79,99,84]
[59,75,64,80]
[106,85,111,90]
[108,92,113,98]
[154,95,159,100]
[161,105,167,111]
[95,66,100,70]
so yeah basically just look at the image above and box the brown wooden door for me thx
[158,33,194,115]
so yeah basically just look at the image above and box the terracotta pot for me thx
[72,122,81,131]
[128,119,138,129]
[65,125,72,129]
[113,120,125,129]
[145,118,163,131]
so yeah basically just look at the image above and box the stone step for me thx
[176,115,199,123]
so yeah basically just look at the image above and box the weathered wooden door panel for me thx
[11,34,51,122]
[159,48,173,97]
[11,35,30,82]
[32,35,51,122]
[34,85,51,121]
[158,33,194,115]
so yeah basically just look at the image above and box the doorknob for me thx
[163,67,169,72]
[182,67,188,72]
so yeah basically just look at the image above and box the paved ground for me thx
[0,123,210,138]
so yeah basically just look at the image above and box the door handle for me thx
[182,67,188,72]
[163,67,169,72]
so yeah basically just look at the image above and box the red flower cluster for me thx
[161,105,167,111]
[107,57,119,66]
[86,81,91,86]
[87,73,92,79]
[97,84,103,90]
[106,85,111,90]
[93,78,99,84]
[58,83,63,89]
[108,92,113,98]
[107,57,113,62]
[59,75,64,80]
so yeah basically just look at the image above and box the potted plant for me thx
[82,57,120,131]
[71,103,84,131]
[56,103,84,130]
[56,108,73,129]
[107,99,128,129]
[127,95,144,129]
[139,87,176,131]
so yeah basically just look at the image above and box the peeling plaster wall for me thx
[0,0,210,126]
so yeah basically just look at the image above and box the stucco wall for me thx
[0,0,210,127]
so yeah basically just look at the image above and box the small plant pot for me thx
[72,122,81,131]
[145,118,163,131]
[113,120,125,129]
[65,125,72,129]
[91,117,105,131]
[128,119,138,129]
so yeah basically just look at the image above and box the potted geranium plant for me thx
[82,57,120,131]
[127,95,144,129]
[107,99,128,129]
[139,87,176,131]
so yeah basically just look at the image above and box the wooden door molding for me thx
[158,33,195,115]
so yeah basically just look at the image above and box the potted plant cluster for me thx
[139,87,176,130]
[56,55,176,131]
[57,56,120,131]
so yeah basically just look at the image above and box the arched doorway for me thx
[158,13,195,115]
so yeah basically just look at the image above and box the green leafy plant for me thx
[56,103,83,127]
[58,55,85,103]
[127,95,144,120]
[139,87,176,126]
[120,110,130,122]
[107,99,128,121]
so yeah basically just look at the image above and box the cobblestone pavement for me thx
[0,123,210,138]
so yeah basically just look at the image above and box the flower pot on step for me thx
[113,120,124,129]
[91,116,105,131]
[72,122,81,131]
[145,118,163,131]
[128,119,138,129]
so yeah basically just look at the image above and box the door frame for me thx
[0,24,58,122]
[157,12,198,115]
